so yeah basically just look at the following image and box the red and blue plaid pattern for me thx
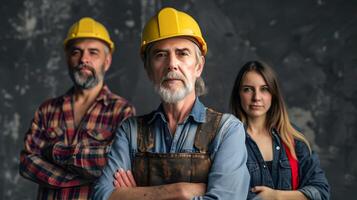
[20,85,135,199]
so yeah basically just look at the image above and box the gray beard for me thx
[155,84,191,103]
[72,71,98,89]
[154,72,194,103]
[69,65,103,89]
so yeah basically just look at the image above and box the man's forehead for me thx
[71,38,107,49]
[150,37,198,51]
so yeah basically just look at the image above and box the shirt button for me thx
[263,165,266,168]
[276,146,280,150]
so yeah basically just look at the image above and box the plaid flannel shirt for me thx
[19,85,135,200]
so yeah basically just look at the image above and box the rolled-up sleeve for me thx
[194,114,250,199]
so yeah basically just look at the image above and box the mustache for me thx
[161,72,186,83]
[73,63,96,74]
[73,63,90,70]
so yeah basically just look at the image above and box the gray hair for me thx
[192,44,207,96]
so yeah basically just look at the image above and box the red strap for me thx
[283,142,299,190]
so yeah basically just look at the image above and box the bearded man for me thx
[93,7,250,200]
[19,17,135,199]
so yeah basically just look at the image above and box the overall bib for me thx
[132,108,222,186]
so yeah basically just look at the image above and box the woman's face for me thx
[239,70,272,121]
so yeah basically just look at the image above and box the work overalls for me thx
[132,108,222,186]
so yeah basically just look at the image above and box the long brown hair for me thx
[230,61,311,158]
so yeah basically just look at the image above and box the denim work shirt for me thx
[246,130,330,200]
[93,99,250,199]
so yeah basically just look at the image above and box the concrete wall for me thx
[1,0,356,199]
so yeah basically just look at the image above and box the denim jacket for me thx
[246,129,330,200]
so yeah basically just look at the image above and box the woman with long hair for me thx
[230,61,329,200]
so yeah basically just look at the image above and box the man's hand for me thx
[179,182,206,199]
[113,168,137,188]
[252,186,279,200]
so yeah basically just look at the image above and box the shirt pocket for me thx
[246,161,261,186]
[278,159,292,189]
[85,128,114,145]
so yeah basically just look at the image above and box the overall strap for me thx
[194,108,223,153]
[136,114,154,152]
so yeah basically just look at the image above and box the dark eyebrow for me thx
[151,47,191,53]
[176,47,190,52]
[70,47,100,52]
[69,46,81,51]
[88,47,100,51]
[151,48,168,55]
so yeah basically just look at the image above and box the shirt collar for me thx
[271,128,282,146]
[147,98,206,124]
[62,84,115,106]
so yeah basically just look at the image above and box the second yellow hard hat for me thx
[63,17,115,52]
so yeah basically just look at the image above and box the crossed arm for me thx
[108,169,206,200]
[93,115,250,200]
[250,186,307,200]
[248,141,330,200]
[20,109,113,188]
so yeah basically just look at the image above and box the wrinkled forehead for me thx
[149,36,200,52]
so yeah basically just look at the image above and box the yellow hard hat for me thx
[141,7,207,57]
[63,17,115,52]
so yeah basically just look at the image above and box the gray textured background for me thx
[1,0,356,199]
